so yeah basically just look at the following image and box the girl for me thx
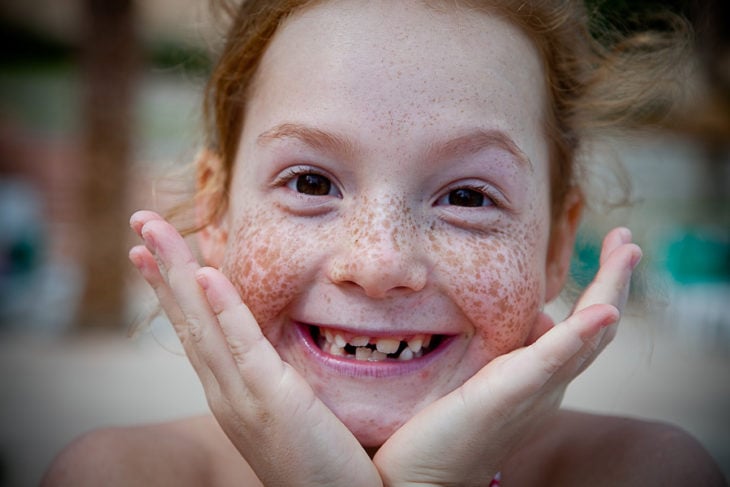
[45,0,725,485]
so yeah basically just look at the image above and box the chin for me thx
[313,382,447,448]
[280,320,487,447]
[338,407,411,448]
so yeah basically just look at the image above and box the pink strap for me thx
[489,471,502,486]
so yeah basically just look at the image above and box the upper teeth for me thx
[317,327,433,362]
[376,338,400,354]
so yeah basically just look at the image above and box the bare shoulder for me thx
[41,415,261,487]
[504,409,727,487]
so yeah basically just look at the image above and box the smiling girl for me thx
[44,0,725,485]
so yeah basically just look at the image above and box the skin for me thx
[202,0,558,446]
[40,1,727,486]
[127,2,638,484]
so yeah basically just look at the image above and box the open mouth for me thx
[311,325,445,362]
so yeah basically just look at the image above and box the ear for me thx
[544,188,583,303]
[195,149,228,268]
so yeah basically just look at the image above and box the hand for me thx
[373,228,642,487]
[129,211,382,487]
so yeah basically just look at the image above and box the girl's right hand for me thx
[129,210,382,487]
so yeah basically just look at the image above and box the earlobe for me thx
[195,149,229,267]
[544,189,583,303]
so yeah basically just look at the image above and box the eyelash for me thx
[435,183,501,209]
[273,166,342,197]
[273,166,503,209]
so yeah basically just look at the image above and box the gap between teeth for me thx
[318,328,433,362]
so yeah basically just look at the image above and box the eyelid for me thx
[434,181,506,208]
[272,164,343,198]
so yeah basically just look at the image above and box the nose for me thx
[327,199,428,298]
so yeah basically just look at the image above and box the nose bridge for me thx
[330,193,427,296]
[350,193,410,252]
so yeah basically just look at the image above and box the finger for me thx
[526,303,619,390]
[139,218,202,294]
[565,228,639,361]
[129,245,199,350]
[195,266,287,398]
[129,244,211,376]
[137,218,234,388]
[569,238,639,363]
[574,239,642,314]
[132,213,278,409]
[192,272,381,487]
[129,245,185,329]
[130,210,165,237]
[599,227,632,266]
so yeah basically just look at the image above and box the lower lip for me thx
[294,323,454,378]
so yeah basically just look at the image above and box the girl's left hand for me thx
[373,228,641,486]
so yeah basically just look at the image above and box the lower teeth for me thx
[399,348,414,361]
[370,350,388,361]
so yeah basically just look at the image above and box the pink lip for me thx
[294,322,455,378]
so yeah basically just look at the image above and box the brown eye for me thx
[448,188,487,207]
[295,173,333,195]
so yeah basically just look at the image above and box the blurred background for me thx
[0,0,728,485]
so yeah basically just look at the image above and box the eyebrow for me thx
[257,123,357,159]
[426,129,533,170]
[257,122,531,169]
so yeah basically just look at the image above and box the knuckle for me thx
[170,322,187,342]
[540,354,565,377]
[165,265,187,287]
[151,254,168,280]
[210,301,229,321]
[185,314,205,342]
[225,334,256,363]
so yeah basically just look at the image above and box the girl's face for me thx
[201,0,576,446]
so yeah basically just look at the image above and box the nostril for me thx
[327,241,428,296]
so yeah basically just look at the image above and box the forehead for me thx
[244,0,548,168]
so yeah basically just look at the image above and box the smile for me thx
[311,325,445,362]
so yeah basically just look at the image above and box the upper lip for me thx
[291,286,465,334]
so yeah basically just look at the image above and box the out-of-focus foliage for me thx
[585,0,693,36]
[0,13,210,74]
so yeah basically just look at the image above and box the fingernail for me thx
[195,271,209,291]
[129,214,138,230]
[619,227,632,244]
[602,305,621,328]
[129,248,144,269]
[141,228,157,253]
[630,250,643,270]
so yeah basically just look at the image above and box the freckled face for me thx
[207,0,557,446]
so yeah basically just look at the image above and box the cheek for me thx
[433,220,546,357]
[220,207,310,341]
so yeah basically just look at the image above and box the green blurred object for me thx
[665,230,730,285]
[570,232,602,288]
